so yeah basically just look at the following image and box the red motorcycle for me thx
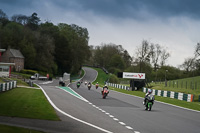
[102,88,109,99]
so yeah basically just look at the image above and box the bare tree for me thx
[195,42,200,57]
[136,40,151,72]
[160,49,170,66]
[180,57,196,72]
[150,43,162,71]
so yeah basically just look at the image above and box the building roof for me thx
[10,49,24,58]
[0,62,15,66]
[0,49,6,52]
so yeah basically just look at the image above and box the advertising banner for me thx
[123,72,145,79]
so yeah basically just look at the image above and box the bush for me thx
[109,74,120,84]
[20,69,38,75]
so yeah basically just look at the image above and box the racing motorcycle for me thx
[102,88,109,99]
[96,84,99,89]
[88,84,91,90]
[77,82,80,89]
[143,95,154,111]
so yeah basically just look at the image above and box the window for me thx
[0,66,9,72]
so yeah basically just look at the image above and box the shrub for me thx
[20,69,38,75]
[109,74,120,84]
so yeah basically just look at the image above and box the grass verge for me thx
[0,87,60,120]
[0,124,45,133]
[149,82,200,101]
[91,67,110,85]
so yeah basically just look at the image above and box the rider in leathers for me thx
[143,89,155,106]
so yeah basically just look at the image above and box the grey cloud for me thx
[1,0,200,20]
[52,0,200,20]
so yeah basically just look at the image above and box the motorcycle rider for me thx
[102,85,109,94]
[88,82,92,89]
[77,81,81,88]
[96,82,99,89]
[143,89,155,107]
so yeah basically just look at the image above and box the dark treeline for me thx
[0,9,90,76]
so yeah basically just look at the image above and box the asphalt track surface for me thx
[0,67,200,133]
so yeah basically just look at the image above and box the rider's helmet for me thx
[148,89,152,94]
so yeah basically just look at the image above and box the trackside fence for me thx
[106,83,130,90]
[143,87,194,102]
[0,81,17,92]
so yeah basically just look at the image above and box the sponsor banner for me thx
[123,72,145,79]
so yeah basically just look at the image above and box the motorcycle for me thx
[77,84,80,88]
[85,81,87,85]
[77,82,80,89]
[144,95,154,111]
[96,84,99,89]
[102,88,109,99]
[88,84,91,90]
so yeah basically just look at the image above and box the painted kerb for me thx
[0,81,17,92]
[143,87,194,102]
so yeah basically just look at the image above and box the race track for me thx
[68,67,200,133]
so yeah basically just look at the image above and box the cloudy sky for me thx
[1,0,200,67]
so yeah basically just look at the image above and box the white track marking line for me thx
[113,118,119,121]
[119,122,126,125]
[101,110,106,113]
[126,126,133,130]
[38,84,113,133]
[109,115,114,118]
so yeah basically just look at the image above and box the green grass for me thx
[0,87,60,120]
[91,67,110,86]
[0,124,45,133]
[11,72,32,79]
[149,82,200,102]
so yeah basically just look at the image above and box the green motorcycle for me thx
[144,95,154,111]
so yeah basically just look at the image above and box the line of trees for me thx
[0,9,91,76]
[1,9,199,80]
[89,40,200,82]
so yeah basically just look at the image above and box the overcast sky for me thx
[1,0,200,67]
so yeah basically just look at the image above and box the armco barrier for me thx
[143,88,194,102]
[107,83,130,90]
[0,81,17,92]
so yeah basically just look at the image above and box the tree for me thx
[109,54,125,70]
[160,49,170,66]
[195,42,200,57]
[150,43,162,71]
[0,9,9,26]
[11,14,29,25]
[135,40,151,72]
[27,13,40,30]
[180,57,196,72]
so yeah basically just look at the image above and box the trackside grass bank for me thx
[0,87,59,120]
[91,67,110,86]
[0,124,45,133]
[91,67,200,111]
